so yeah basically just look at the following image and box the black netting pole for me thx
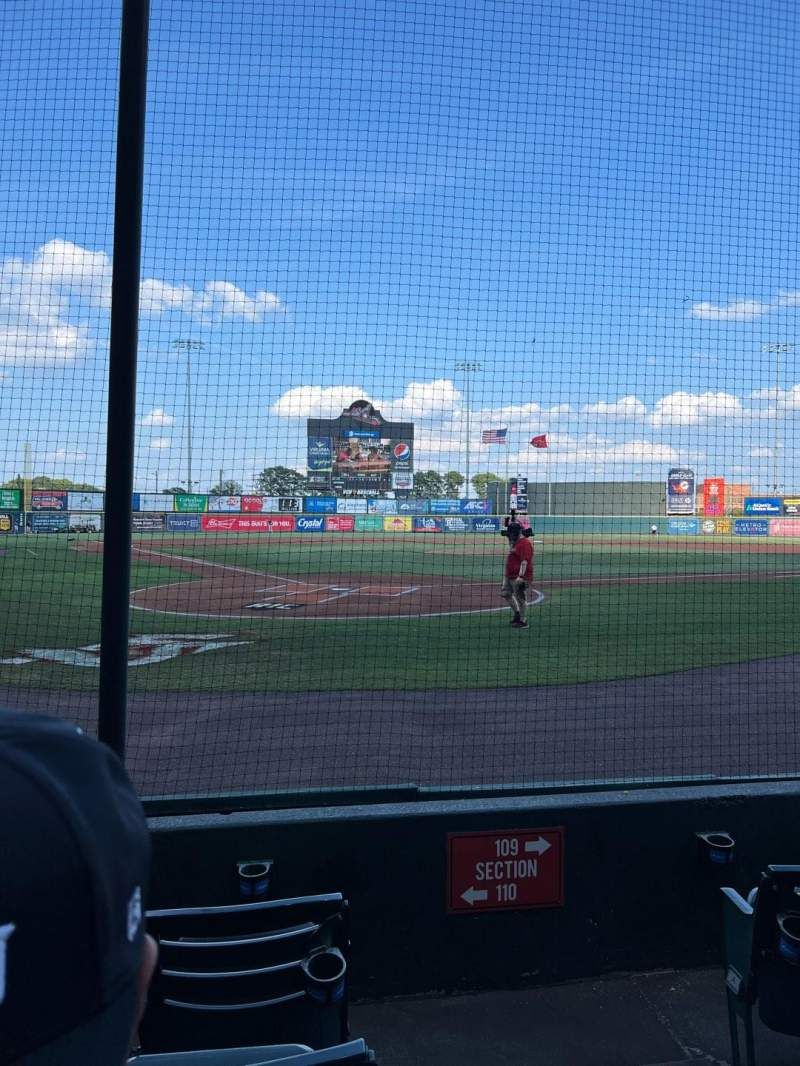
[98,0,150,758]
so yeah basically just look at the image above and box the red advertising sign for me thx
[770,519,800,536]
[325,515,355,531]
[30,490,68,510]
[447,827,564,914]
[200,515,295,532]
[703,477,725,517]
[241,495,265,512]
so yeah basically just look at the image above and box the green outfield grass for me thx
[1,531,800,693]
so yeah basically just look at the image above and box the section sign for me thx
[447,828,564,914]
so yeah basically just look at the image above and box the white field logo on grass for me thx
[0,634,251,668]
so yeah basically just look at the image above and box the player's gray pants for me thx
[501,577,527,621]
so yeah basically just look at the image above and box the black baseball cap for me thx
[0,710,151,1064]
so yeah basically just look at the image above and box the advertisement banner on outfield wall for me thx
[68,514,102,533]
[770,519,800,536]
[383,515,412,532]
[67,491,104,512]
[165,514,201,532]
[734,519,769,536]
[135,493,175,512]
[744,497,782,515]
[666,469,696,515]
[397,498,427,514]
[473,517,501,532]
[667,518,699,534]
[368,499,398,514]
[326,515,355,531]
[241,495,265,512]
[336,498,368,514]
[460,499,491,514]
[296,516,326,532]
[700,518,732,535]
[303,497,337,513]
[0,489,21,510]
[430,499,461,514]
[175,494,208,513]
[0,511,21,533]
[31,490,67,511]
[201,515,296,532]
[31,513,69,532]
[442,516,471,532]
[783,498,800,515]
[702,478,725,516]
[413,516,443,532]
[207,495,241,512]
[354,515,384,531]
[133,514,166,532]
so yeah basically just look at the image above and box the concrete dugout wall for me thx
[148,782,800,999]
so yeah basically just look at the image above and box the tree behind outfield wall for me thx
[254,466,309,496]
[209,479,244,495]
[0,475,102,491]
[444,471,465,498]
[471,472,502,499]
[412,470,445,497]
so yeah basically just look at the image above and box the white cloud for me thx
[149,438,171,450]
[0,240,285,365]
[271,385,371,418]
[140,407,174,427]
[648,391,743,427]
[690,299,767,320]
[581,395,647,420]
[383,379,460,420]
[750,446,775,458]
[45,448,89,462]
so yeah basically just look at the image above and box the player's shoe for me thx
[511,619,528,628]
[509,614,520,624]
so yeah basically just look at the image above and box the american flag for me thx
[481,428,508,444]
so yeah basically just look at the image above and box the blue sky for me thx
[1,0,800,492]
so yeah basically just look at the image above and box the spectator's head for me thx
[0,710,156,1064]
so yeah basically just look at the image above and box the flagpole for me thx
[547,443,552,516]
[505,430,511,511]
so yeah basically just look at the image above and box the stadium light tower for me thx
[455,361,482,498]
[762,342,795,493]
[171,339,206,490]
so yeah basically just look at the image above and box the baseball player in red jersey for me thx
[500,513,534,628]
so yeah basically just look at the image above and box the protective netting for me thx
[3,0,800,799]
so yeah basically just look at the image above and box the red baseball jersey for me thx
[505,536,533,579]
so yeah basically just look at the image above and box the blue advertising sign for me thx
[412,516,444,532]
[31,513,69,533]
[430,499,461,514]
[667,518,699,535]
[296,516,326,532]
[368,498,398,514]
[397,498,428,514]
[165,514,201,532]
[442,516,471,532]
[460,499,491,514]
[344,429,381,439]
[743,497,782,515]
[734,518,770,536]
[472,516,501,533]
[307,436,333,471]
[303,497,337,514]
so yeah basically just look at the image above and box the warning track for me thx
[127,546,544,620]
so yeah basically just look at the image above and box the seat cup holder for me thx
[301,946,347,1005]
[696,831,735,865]
[777,912,800,965]
[237,860,272,899]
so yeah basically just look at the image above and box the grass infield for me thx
[1,531,799,692]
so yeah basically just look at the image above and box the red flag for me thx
[530,434,548,449]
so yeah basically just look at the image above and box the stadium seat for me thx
[128,1040,376,1065]
[721,865,800,1065]
[128,1045,312,1064]
[140,894,351,1054]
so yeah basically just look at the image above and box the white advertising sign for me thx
[67,491,104,512]
[137,493,175,512]
[207,495,242,512]
[336,498,368,514]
